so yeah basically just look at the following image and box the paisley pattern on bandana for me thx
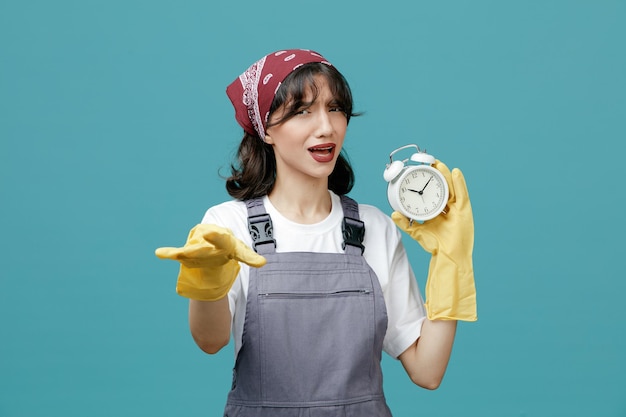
[239,56,265,140]
[226,49,332,141]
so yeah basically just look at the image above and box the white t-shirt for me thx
[201,191,426,359]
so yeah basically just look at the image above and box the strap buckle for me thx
[248,213,276,251]
[342,217,365,254]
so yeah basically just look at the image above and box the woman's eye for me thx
[330,107,347,116]
[296,108,310,115]
[329,104,345,113]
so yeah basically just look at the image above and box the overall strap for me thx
[340,195,365,255]
[245,198,276,255]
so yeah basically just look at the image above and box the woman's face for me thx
[265,75,348,185]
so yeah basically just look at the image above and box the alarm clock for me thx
[383,144,449,222]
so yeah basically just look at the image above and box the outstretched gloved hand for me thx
[155,224,266,301]
[392,160,477,321]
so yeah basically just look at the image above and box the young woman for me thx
[156,49,477,416]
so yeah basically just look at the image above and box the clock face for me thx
[397,166,448,220]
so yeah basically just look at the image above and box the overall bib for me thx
[223,196,392,417]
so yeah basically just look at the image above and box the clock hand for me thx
[419,176,433,193]
[407,188,426,203]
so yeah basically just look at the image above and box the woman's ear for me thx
[264,133,273,144]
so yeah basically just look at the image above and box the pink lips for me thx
[308,144,336,163]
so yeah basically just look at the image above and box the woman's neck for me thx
[268,179,332,224]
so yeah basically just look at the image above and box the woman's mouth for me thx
[308,144,336,163]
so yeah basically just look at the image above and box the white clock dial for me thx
[398,167,447,220]
[384,145,449,222]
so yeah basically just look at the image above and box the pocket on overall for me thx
[258,282,376,403]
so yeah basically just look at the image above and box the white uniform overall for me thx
[223,196,393,417]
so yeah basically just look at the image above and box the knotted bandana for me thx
[226,49,332,140]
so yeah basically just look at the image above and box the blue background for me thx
[1,1,625,416]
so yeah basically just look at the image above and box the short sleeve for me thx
[359,205,427,359]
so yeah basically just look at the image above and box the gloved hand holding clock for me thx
[384,145,477,321]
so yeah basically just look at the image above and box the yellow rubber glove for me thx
[155,224,266,301]
[392,160,477,321]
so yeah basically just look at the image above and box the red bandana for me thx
[226,49,332,140]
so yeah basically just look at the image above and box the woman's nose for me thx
[315,111,334,137]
